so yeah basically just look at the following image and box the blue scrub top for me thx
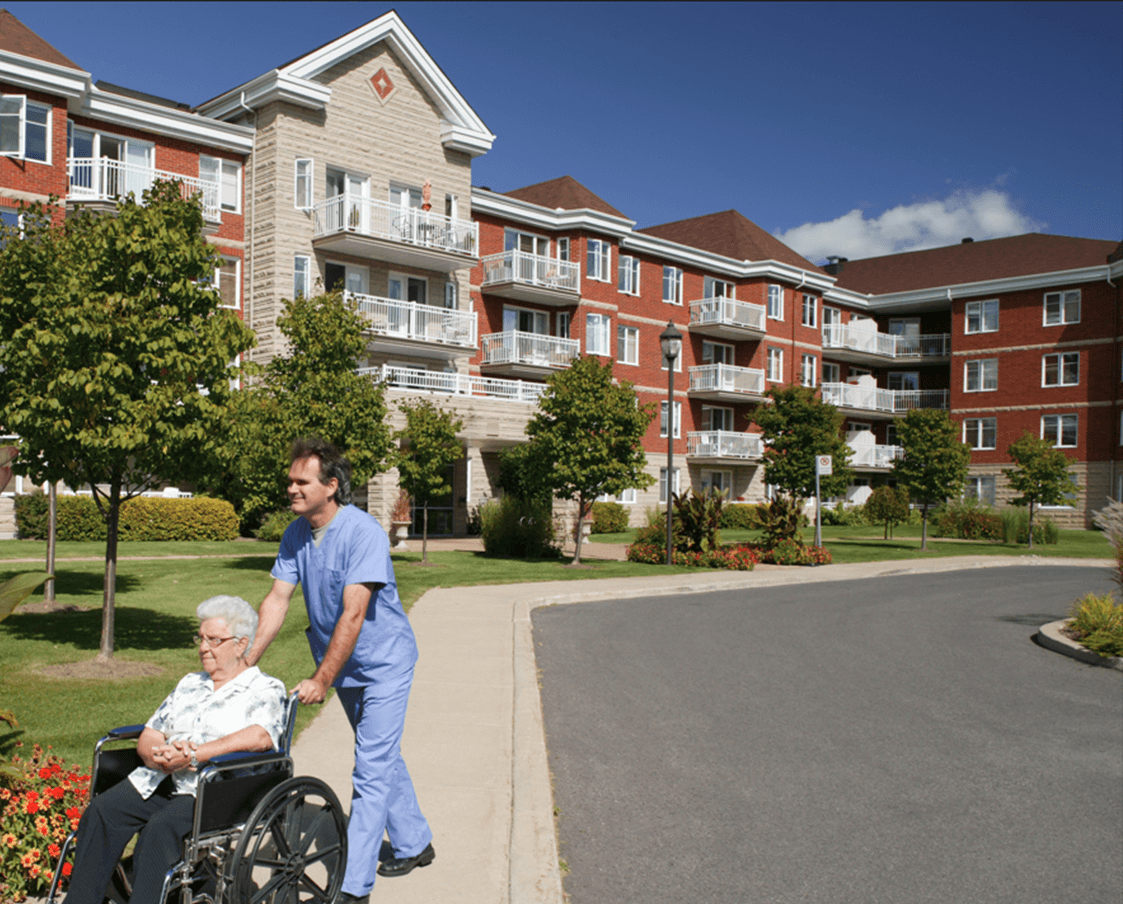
[272,504,418,686]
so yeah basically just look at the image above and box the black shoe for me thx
[377,842,436,877]
[338,894,369,904]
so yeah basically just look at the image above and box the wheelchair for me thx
[47,692,348,904]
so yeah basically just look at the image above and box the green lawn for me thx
[0,543,696,766]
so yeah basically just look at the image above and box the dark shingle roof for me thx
[95,81,191,111]
[0,9,82,70]
[833,234,1121,295]
[503,176,627,219]
[638,209,823,271]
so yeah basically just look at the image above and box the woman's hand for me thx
[150,740,194,773]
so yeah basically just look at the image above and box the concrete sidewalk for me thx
[289,554,1113,904]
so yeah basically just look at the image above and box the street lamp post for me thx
[659,321,683,566]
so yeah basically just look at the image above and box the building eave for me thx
[195,69,332,120]
[0,48,90,111]
[84,87,255,152]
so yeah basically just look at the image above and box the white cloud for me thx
[775,189,1045,263]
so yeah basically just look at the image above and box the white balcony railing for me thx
[689,297,766,332]
[687,430,764,460]
[313,195,478,257]
[67,157,220,221]
[821,382,949,413]
[480,330,580,368]
[822,324,951,358]
[848,442,903,468]
[358,364,546,403]
[345,291,477,348]
[481,250,580,293]
[688,363,765,396]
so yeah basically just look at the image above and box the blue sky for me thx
[6,1,1120,263]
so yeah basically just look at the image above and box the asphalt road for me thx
[532,565,1122,904]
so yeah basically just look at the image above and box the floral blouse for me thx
[128,666,286,798]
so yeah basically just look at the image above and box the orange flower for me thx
[38,767,53,779]
[65,807,81,819]
[24,798,39,814]
[2,833,17,847]
[48,842,61,858]
[50,786,65,800]
[62,862,72,877]
[20,852,34,867]
[28,863,41,878]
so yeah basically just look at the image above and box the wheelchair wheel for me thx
[227,776,347,904]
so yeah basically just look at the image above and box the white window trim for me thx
[964,358,997,393]
[767,284,783,321]
[660,401,682,439]
[801,353,817,388]
[1042,351,1080,388]
[294,158,313,210]
[293,254,311,299]
[587,239,611,282]
[586,312,611,356]
[965,299,999,334]
[767,347,784,383]
[801,294,817,328]
[618,255,640,295]
[214,255,241,310]
[663,266,683,305]
[1041,414,1078,448]
[617,324,639,366]
[201,155,242,214]
[822,362,840,384]
[0,95,50,163]
[1043,290,1081,327]
[659,467,681,504]
[963,417,997,450]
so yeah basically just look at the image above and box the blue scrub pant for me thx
[336,668,432,896]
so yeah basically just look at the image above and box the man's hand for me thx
[292,677,329,705]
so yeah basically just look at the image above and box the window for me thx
[618,255,640,294]
[1041,414,1077,448]
[555,237,570,261]
[0,96,49,162]
[210,256,240,309]
[704,276,733,299]
[964,358,997,392]
[1042,352,1079,387]
[503,306,547,334]
[659,468,680,504]
[617,325,639,365]
[702,341,734,365]
[822,362,840,384]
[331,263,369,295]
[888,371,919,391]
[556,312,570,339]
[963,417,997,450]
[965,299,998,333]
[444,280,458,309]
[505,228,548,256]
[597,488,636,505]
[767,347,783,382]
[294,158,313,210]
[965,475,996,506]
[801,294,817,328]
[663,266,683,305]
[660,401,682,439]
[445,193,458,220]
[200,156,241,213]
[767,284,783,320]
[701,406,732,431]
[293,255,311,299]
[701,470,732,498]
[587,239,611,281]
[1044,290,1080,326]
[801,354,817,387]
[586,313,611,355]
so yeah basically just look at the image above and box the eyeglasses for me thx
[193,634,236,649]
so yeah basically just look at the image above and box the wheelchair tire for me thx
[226,776,347,904]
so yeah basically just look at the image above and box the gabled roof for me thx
[197,11,494,157]
[833,234,1121,295]
[638,209,823,272]
[503,176,627,219]
[0,9,81,70]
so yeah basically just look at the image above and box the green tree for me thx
[865,485,911,539]
[0,184,254,659]
[892,409,970,550]
[1002,431,1078,549]
[750,385,853,543]
[201,291,393,528]
[394,398,464,564]
[524,356,656,564]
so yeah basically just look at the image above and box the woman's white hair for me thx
[196,595,258,648]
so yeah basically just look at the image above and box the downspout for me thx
[239,92,256,360]
[1110,265,1120,510]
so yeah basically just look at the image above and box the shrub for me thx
[0,744,90,901]
[625,542,758,570]
[863,486,910,537]
[1066,592,1123,659]
[999,508,1059,546]
[735,541,832,566]
[590,501,629,534]
[14,495,239,542]
[479,496,559,559]
[762,496,805,547]
[935,498,1003,541]
[254,509,299,542]
[720,503,766,530]
[673,490,724,553]
[1092,497,1123,594]
[769,537,811,566]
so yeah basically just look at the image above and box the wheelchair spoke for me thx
[297,807,330,856]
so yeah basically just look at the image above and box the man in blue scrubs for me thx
[247,438,434,904]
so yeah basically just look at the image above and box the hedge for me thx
[14,494,240,541]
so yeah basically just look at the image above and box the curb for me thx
[1034,619,1123,672]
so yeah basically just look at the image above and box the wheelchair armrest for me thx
[206,749,284,768]
[105,724,145,740]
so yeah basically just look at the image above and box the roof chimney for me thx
[961,237,974,244]
[823,256,848,275]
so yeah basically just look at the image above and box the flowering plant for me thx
[625,543,758,571]
[391,489,412,523]
[0,744,89,902]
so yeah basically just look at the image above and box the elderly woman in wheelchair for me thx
[62,595,287,904]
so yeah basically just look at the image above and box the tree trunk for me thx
[920,504,929,551]
[1027,501,1035,549]
[44,482,57,602]
[571,501,585,565]
[422,502,429,564]
[98,490,120,661]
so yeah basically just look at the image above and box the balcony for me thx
[847,439,903,469]
[479,330,579,379]
[346,291,477,360]
[689,297,767,340]
[821,324,951,364]
[687,430,764,462]
[67,157,220,221]
[481,250,580,306]
[821,381,949,417]
[359,364,546,404]
[688,364,766,402]
[313,196,478,273]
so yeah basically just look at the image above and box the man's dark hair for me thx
[291,438,352,506]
